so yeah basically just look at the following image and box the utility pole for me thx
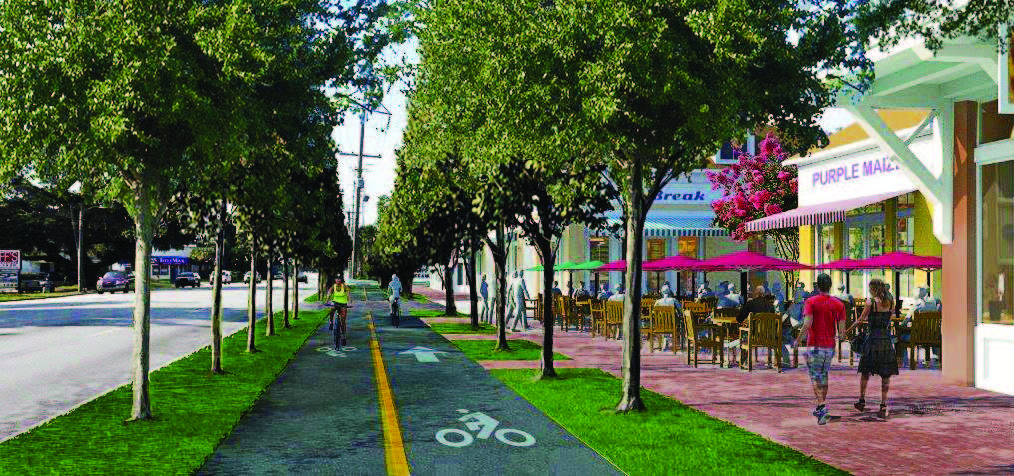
[339,104,389,280]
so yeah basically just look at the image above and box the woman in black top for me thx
[845,278,899,419]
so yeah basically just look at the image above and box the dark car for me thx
[175,272,201,288]
[97,271,133,294]
[19,273,55,293]
[297,273,308,283]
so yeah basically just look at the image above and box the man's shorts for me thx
[804,347,835,385]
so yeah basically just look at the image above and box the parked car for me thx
[297,273,308,283]
[221,271,232,284]
[243,272,262,283]
[19,273,55,293]
[175,272,201,288]
[97,271,133,294]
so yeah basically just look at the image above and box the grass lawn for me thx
[410,308,469,318]
[0,307,328,474]
[305,292,319,302]
[452,339,570,361]
[0,291,80,302]
[490,368,846,476]
[427,322,497,334]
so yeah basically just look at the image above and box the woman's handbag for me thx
[849,329,868,355]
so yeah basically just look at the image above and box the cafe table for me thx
[710,314,742,367]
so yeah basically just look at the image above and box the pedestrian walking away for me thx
[479,274,490,324]
[845,278,899,419]
[511,272,531,331]
[793,273,846,425]
[505,271,518,329]
[388,274,403,327]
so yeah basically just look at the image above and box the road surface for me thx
[0,277,317,442]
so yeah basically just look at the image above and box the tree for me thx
[412,0,872,410]
[856,0,1013,52]
[707,132,800,285]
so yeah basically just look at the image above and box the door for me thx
[976,158,1014,394]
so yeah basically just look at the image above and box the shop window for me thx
[647,239,665,291]
[678,236,699,257]
[818,224,836,264]
[981,160,1014,325]
[979,100,1014,145]
[748,237,766,254]
[589,237,610,263]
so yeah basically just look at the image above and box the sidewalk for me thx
[420,292,1014,475]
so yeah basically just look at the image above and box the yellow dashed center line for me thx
[367,311,411,476]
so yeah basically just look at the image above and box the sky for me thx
[332,45,860,228]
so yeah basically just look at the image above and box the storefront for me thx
[748,36,1014,394]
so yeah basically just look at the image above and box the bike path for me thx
[374,299,622,476]
[198,304,386,475]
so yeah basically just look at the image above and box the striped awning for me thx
[744,188,916,232]
[598,216,728,237]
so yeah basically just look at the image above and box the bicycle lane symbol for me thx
[317,346,357,358]
[435,409,536,448]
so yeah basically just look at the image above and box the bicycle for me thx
[390,297,401,327]
[326,301,350,350]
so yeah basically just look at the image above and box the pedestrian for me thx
[793,273,847,425]
[479,274,490,324]
[845,278,899,419]
[552,280,562,296]
[510,272,530,331]
[505,271,518,328]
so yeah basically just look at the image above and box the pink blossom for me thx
[764,203,782,216]
[777,171,790,181]
[790,178,798,193]
[734,208,748,217]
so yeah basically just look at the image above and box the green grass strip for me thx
[305,292,320,303]
[427,322,497,334]
[409,293,429,303]
[451,339,571,361]
[410,308,468,318]
[0,292,79,302]
[0,308,329,474]
[489,368,846,476]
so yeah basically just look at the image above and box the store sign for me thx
[0,250,20,270]
[653,180,723,203]
[810,156,901,188]
[152,256,188,265]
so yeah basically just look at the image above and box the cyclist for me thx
[388,274,403,327]
[325,276,351,349]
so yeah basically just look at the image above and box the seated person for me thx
[653,293,681,350]
[715,282,739,309]
[835,284,854,307]
[597,284,613,300]
[659,281,673,299]
[725,283,742,307]
[695,281,715,301]
[552,281,562,296]
[608,285,625,301]
[574,281,591,299]
[770,281,786,313]
[737,285,776,325]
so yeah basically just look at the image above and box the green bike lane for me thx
[200,291,622,475]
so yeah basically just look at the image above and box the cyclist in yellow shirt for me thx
[325,276,351,348]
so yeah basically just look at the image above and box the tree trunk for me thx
[292,259,299,320]
[265,248,275,337]
[443,256,457,316]
[466,251,478,330]
[534,238,557,379]
[282,257,291,328]
[128,182,154,421]
[247,235,257,353]
[490,226,511,351]
[617,157,646,413]
[210,201,226,374]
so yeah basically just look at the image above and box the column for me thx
[941,101,976,386]
[914,192,942,296]
[798,225,815,288]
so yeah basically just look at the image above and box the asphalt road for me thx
[0,277,317,442]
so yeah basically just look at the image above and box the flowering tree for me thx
[707,132,800,283]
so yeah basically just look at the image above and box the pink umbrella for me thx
[644,256,705,298]
[852,251,942,317]
[698,251,811,300]
[597,260,627,271]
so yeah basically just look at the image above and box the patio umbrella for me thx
[852,251,943,317]
[643,256,704,298]
[597,259,627,271]
[816,258,868,294]
[557,261,579,292]
[526,264,544,272]
[573,260,605,293]
[697,251,812,304]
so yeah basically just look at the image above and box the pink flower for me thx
[790,178,798,193]
[735,208,748,217]
[777,171,790,181]
[764,203,782,215]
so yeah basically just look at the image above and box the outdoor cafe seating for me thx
[645,305,678,354]
[589,298,606,337]
[605,300,623,339]
[739,312,783,372]
[682,309,724,367]
[902,310,942,370]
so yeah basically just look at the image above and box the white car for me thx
[221,271,232,284]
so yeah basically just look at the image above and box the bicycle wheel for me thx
[333,312,342,350]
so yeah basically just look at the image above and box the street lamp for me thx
[68,181,105,293]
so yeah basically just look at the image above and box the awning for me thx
[599,216,728,237]
[744,188,916,232]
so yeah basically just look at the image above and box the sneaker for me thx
[813,405,830,425]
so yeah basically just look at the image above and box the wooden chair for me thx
[645,306,677,354]
[554,295,567,331]
[908,311,942,370]
[527,294,542,323]
[837,301,856,364]
[589,299,606,337]
[713,307,740,345]
[739,312,783,372]
[605,300,624,339]
[683,302,708,315]
[682,309,724,367]
[574,298,592,332]
[700,296,718,311]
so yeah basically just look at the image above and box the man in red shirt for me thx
[793,273,846,425]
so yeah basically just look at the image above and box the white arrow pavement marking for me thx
[397,346,449,363]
